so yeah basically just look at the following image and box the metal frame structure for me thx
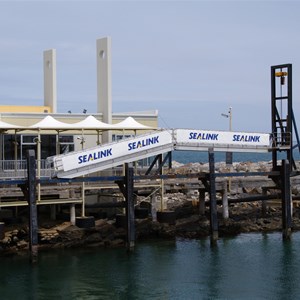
[271,64,300,172]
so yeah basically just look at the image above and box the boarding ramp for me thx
[51,128,271,178]
[174,129,270,153]
[52,130,174,178]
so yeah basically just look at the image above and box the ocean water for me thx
[172,149,300,164]
[1,233,300,300]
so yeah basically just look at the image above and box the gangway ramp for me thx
[174,129,270,153]
[52,130,174,178]
[51,128,271,179]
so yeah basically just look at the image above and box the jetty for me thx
[0,63,300,259]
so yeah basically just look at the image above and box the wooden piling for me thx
[125,163,135,251]
[27,150,38,263]
[199,189,206,216]
[208,149,218,244]
[281,159,292,240]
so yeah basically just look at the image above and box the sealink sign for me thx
[78,148,112,164]
[189,132,219,141]
[128,136,159,150]
[176,129,270,148]
[188,131,262,143]
[232,134,260,143]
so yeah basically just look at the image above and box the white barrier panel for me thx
[175,129,270,149]
[54,130,173,172]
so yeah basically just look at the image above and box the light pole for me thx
[221,107,233,165]
[221,106,232,131]
[221,107,233,196]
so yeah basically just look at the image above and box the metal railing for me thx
[0,160,54,179]
[271,132,291,149]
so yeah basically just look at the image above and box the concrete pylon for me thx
[97,37,112,144]
[43,49,57,113]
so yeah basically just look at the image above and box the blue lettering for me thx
[78,148,113,164]
[232,135,261,143]
[189,132,219,141]
[128,136,160,151]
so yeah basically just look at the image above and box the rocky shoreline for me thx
[2,200,300,257]
[1,160,300,256]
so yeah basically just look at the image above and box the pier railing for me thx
[0,160,54,179]
[271,131,291,149]
[0,158,156,179]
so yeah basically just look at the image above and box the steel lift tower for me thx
[271,63,300,173]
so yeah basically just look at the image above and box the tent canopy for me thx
[113,116,153,130]
[29,116,73,130]
[0,120,24,130]
[71,115,116,130]
[0,115,155,131]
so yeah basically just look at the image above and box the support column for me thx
[27,150,38,263]
[222,181,229,219]
[70,204,76,225]
[208,149,218,244]
[50,205,56,220]
[262,187,267,217]
[199,189,206,216]
[281,159,292,240]
[150,194,157,221]
[125,163,135,251]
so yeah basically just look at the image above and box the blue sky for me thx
[0,1,300,133]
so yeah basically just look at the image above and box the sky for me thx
[0,0,300,133]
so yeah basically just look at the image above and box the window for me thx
[59,135,74,154]
[112,134,132,142]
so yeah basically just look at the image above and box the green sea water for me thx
[1,232,300,300]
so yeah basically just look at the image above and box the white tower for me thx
[43,49,57,113]
[97,37,112,143]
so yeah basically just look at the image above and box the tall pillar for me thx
[43,49,57,113]
[97,37,112,144]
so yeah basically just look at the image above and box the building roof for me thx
[0,115,154,131]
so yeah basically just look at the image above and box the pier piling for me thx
[208,149,218,244]
[281,159,292,240]
[27,150,38,263]
[125,163,135,251]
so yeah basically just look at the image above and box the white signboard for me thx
[175,129,270,148]
[56,130,173,172]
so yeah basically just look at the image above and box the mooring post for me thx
[27,150,38,263]
[125,163,135,251]
[281,159,292,240]
[208,149,218,244]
